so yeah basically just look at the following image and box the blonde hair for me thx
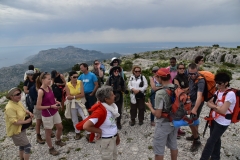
[36,72,50,89]
[132,66,141,74]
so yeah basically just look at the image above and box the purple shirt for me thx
[40,87,58,117]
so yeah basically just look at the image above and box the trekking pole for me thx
[203,109,212,138]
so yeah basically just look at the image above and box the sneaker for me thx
[51,132,55,138]
[151,122,155,126]
[139,121,143,125]
[178,128,186,136]
[36,134,45,144]
[55,139,66,147]
[186,135,194,141]
[190,140,201,152]
[129,120,135,126]
[74,133,81,140]
[49,147,59,156]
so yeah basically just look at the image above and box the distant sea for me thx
[0,42,239,69]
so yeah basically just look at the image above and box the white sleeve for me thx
[157,99,164,110]
[89,118,99,125]
[225,91,236,104]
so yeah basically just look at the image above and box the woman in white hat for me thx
[4,87,33,160]
[109,57,124,79]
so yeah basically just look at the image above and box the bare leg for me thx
[19,150,24,159]
[45,129,53,148]
[155,155,163,160]
[189,125,198,138]
[23,153,30,160]
[55,123,63,140]
[170,149,178,160]
[36,119,42,134]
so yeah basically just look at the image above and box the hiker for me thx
[110,57,124,78]
[4,87,33,160]
[166,58,186,138]
[186,63,204,152]
[78,63,98,110]
[145,68,178,160]
[200,72,236,160]
[149,66,162,126]
[76,86,120,160]
[92,60,104,87]
[166,57,178,83]
[23,70,35,113]
[128,66,148,126]
[106,66,127,129]
[65,71,90,141]
[23,65,40,81]
[194,56,204,70]
[36,72,66,156]
[173,63,189,139]
[51,70,66,106]
[29,72,46,144]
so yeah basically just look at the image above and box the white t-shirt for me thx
[212,90,236,126]
[89,109,117,137]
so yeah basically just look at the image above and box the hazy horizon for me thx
[0,42,239,69]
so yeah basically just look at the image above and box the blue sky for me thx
[0,0,240,47]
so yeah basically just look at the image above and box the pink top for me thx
[40,87,58,117]
[166,66,177,83]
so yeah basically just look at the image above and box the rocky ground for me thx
[0,94,240,160]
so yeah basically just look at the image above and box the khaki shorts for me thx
[33,107,42,120]
[42,112,62,129]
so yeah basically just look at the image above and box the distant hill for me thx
[0,46,121,91]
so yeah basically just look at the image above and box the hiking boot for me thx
[178,128,186,136]
[177,134,181,139]
[74,133,81,140]
[36,134,45,144]
[55,139,66,147]
[190,140,201,152]
[51,132,55,138]
[129,120,135,126]
[117,122,122,130]
[49,147,59,156]
[186,135,194,141]
[139,121,143,125]
[151,122,155,126]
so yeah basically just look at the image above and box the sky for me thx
[0,0,240,47]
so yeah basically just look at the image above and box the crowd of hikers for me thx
[3,56,240,160]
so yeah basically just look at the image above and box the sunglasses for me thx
[114,70,119,73]
[28,74,33,76]
[113,61,118,63]
[216,81,224,85]
[188,72,197,76]
[94,63,99,65]
[178,68,185,70]
[13,92,21,96]
[134,70,141,73]
[72,76,78,79]
[152,70,157,73]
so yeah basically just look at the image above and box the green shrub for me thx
[237,46,240,49]
[223,62,236,68]
[133,53,140,59]
[216,68,232,80]
[213,44,219,47]
[122,60,133,71]
[17,81,24,91]
[233,55,237,58]
[220,54,226,62]
[72,64,80,71]
[58,110,75,134]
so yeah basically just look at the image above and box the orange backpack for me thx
[195,71,216,102]
[158,86,193,123]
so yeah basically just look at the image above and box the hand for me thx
[51,104,60,109]
[116,135,120,145]
[95,132,102,140]
[132,89,139,95]
[97,63,101,69]
[191,108,197,115]
[29,112,34,119]
[89,93,93,96]
[145,99,152,109]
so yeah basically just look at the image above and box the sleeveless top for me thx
[66,80,83,100]
[40,86,58,117]
[53,74,65,87]
[174,73,189,89]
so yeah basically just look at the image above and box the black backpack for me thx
[26,94,34,113]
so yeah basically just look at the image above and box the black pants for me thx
[200,120,228,160]
[115,93,123,123]
[130,97,145,122]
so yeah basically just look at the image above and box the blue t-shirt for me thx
[78,72,98,93]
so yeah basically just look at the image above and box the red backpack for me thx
[156,86,193,124]
[205,88,240,124]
